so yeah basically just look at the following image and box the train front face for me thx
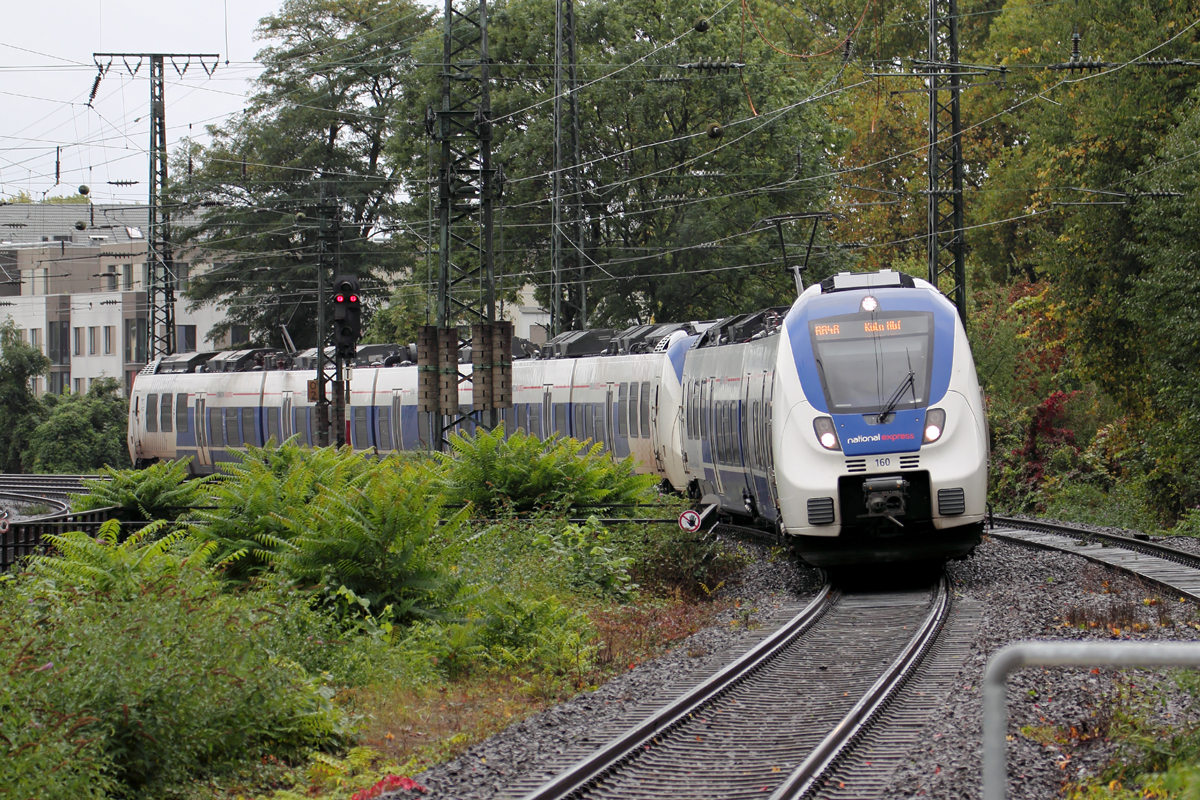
[774,273,987,567]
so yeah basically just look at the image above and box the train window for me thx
[353,407,369,448]
[222,408,235,445]
[208,409,224,447]
[617,383,628,437]
[176,394,188,432]
[160,393,172,433]
[266,407,280,444]
[715,402,725,463]
[515,403,526,434]
[639,382,651,439]
[594,404,607,450]
[628,382,639,439]
[502,406,515,438]
[699,381,708,439]
[379,407,392,450]
[237,408,252,446]
[146,395,158,432]
[528,405,542,439]
[554,403,568,437]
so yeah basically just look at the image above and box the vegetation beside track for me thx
[1,429,742,800]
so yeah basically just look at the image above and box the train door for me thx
[194,393,211,468]
[737,371,757,513]
[651,383,664,472]
[706,379,724,496]
[392,389,404,451]
[762,372,780,518]
[542,385,553,440]
[282,392,293,441]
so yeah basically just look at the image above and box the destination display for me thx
[811,313,930,340]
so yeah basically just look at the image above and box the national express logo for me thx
[846,432,916,444]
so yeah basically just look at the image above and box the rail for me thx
[519,583,836,800]
[769,576,951,799]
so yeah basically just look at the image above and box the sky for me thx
[0,0,285,206]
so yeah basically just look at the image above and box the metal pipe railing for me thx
[983,641,1200,800]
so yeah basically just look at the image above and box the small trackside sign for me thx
[678,509,702,533]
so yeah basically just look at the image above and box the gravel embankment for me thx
[403,532,1200,800]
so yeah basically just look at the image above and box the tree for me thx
[387,0,854,330]
[23,378,131,474]
[0,318,50,473]
[173,0,436,349]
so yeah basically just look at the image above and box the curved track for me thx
[990,516,1200,601]
[520,578,951,800]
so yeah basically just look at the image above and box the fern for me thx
[191,441,376,583]
[261,462,464,623]
[27,519,214,597]
[436,424,659,514]
[71,459,211,523]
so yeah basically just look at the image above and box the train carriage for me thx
[129,269,987,566]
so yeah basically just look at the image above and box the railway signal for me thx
[332,275,361,359]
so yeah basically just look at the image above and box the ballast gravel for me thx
[398,530,1200,800]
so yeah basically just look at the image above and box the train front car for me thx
[774,270,987,566]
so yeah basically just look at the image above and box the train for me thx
[127,269,988,566]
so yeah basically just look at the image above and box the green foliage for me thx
[0,561,345,798]
[262,458,464,624]
[26,519,213,597]
[403,590,596,682]
[192,441,377,582]
[437,425,658,513]
[0,317,50,473]
[72,458,209,522]
[24,377,131,473]
[534,516,636,598]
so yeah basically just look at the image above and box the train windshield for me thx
[809,311,934,414]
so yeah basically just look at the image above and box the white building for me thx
[0,203,229,396]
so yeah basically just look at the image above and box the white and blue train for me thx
[128,269,988,566]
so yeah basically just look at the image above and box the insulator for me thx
[706,122,724,140]
[1071,27,1081,61]
[88,73,102,106]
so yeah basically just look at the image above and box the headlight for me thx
[923,408,946,443]
[813,416,841,451]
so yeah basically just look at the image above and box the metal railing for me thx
[983,641,1200,800]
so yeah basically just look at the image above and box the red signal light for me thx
[335,294,345,303]
[349,294,358,303]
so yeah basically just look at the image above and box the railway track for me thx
[517,576,957,800]
[990,515,1200,601]
[0,474,102,503]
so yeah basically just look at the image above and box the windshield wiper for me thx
[877,370,915,424]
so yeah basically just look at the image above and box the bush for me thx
[192,442,379,583]
[436,425,658,514]
[534,516,636,598]
[262,460,465,624]
[1,539,346,799]
[403,590,596,684]
[72,458,210,523]
[24,377,130,473]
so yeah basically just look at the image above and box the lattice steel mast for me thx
[92,52,219,359]
[923,0,967,323]
[551,0,585,335]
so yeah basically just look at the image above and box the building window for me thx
[122,263,133,290]
[49,372,68,395]
[142,262,151,290]
[47,321,69,365]
[29,328,41,353]
[177,324,197,353]
[174,262,189,292]
[231,325,250,347]
[124,318,146,363]
[105,264,118,291]
[103,325,114,355]
[88,326,98,355]
[73,327,83,356]
[74,378,83,394]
